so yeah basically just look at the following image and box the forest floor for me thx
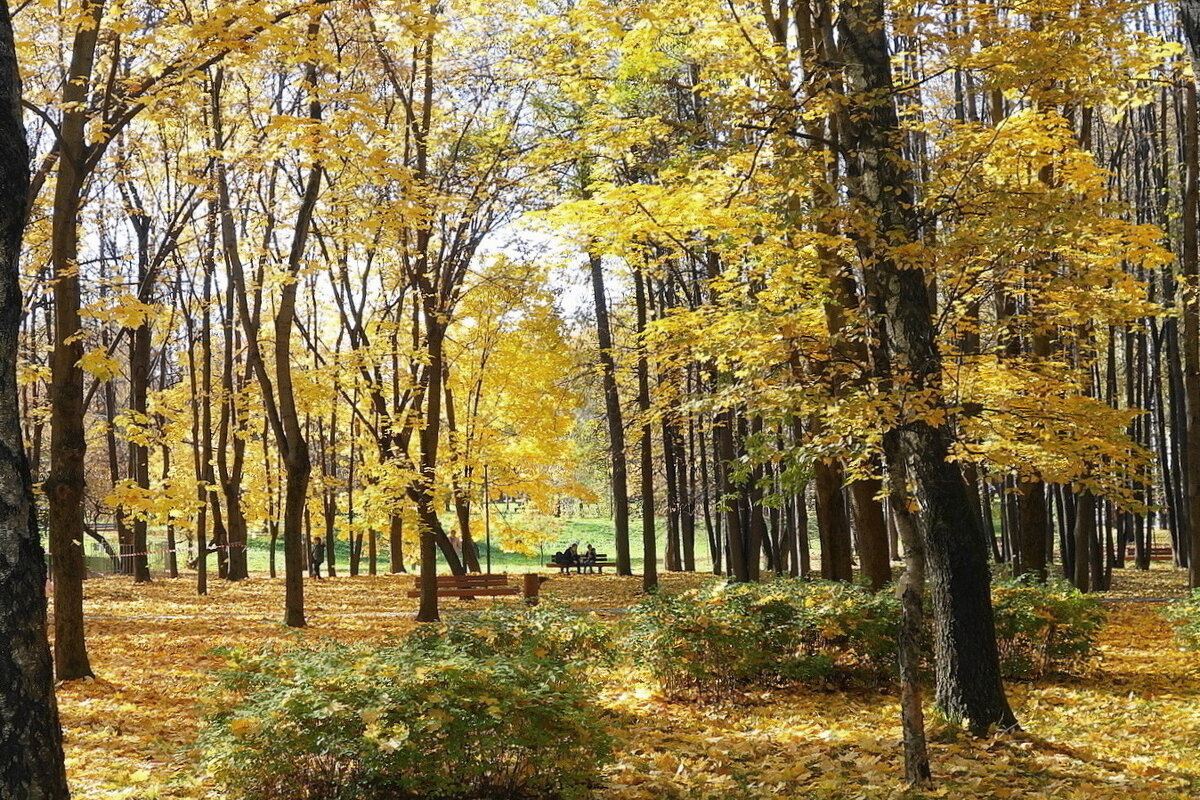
[51,565,1200,799]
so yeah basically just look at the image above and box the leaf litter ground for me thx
[51,565,1199,799]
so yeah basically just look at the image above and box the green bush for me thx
[202,614,613,800]
[627,579,899,698]
[785,581,901,675]
[1163,589,1200,650]
[990,576,1106,678]
[405,602,615,668]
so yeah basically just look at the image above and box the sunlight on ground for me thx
[52,567,1200,799]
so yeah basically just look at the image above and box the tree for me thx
[0,0,70,791]
[633,261,658,590]
[588,249,633,575]
[836,0,1016,734]
[32,0,334,674]
[43,0,106,682]
[1179,0,1200,589]
[218,16,325,627]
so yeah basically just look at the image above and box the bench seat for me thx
[1124,546,1174,561]
[425,574,511,587]
[406,573,540,601]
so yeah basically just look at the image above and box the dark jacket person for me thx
[310,536,326,579]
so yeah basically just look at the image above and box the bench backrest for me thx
[412,573,511,588]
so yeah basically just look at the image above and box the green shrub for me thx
[405,602,615,668]
[784,580,901,675]
[202,617,613,800]
[627,579,899,698]
[629,576,1105,695]
[991,577,1106,678]
[627,586,790,697]
[1163,589,1200,650]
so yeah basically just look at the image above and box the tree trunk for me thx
[444,378,481,573]
[128,314,153,583]
[368,528,377,576]
[218,283,248,582]
[103,374,132,575]
[589,253,632,575]
[45,0,106,682]
[662,412,681,571]
[897,577,932,786]
[1073,490,1094,592]
[838,0,1016,733]
[121,195,155,584]
[850,477,890,589]
[797,485,811,577]
[1178,10,1200,586]
[217,34,324,626]
[698,416,722,574]
[199,236,226,583]
[411,320,466,620]
[680,416,696,570]
[814,460,853,581]
[389,514,406,573]
[717,409,747,581]
[633,266,657,591]
[0,3,71,787]
[1016,480,1048,581]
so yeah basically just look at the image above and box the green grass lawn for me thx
[82,507,825,578]
[235,515,721,575]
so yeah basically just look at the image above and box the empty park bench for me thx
[545,553,617,574]
[406,573,540,603]
[1124,545,1174,561]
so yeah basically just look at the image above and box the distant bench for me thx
[545,554,617,574]
[406,573,540,602]
[1125,545,1174,561]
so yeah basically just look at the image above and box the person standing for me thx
[309,536,326,579]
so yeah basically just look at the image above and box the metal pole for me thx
[484,464,492,574]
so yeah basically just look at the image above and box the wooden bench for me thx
[406,573,540,602]
[1125,545,1174,561]
[545,554,617,574]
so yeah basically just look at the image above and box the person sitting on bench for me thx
[582,543,597,574]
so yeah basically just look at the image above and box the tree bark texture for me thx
[0,0,72,788]
[590,253,633,575]
[837,0,1016,734]
[45,0,106,681]
[1178,5,1200,586]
